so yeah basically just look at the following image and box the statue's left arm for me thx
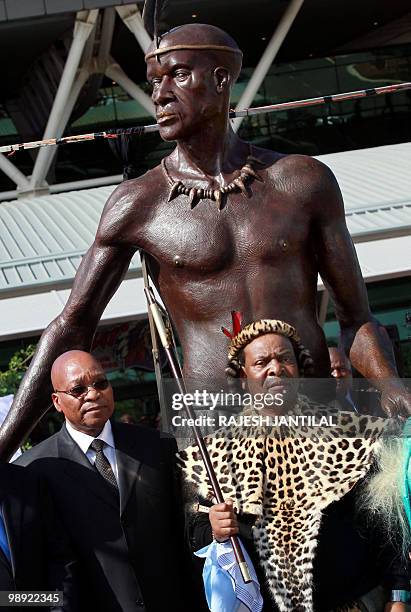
[309,157,411,417]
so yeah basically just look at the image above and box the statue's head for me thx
[146,24,242,141]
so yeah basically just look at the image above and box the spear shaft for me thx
[1,82,410,155]
[143,286,252,584]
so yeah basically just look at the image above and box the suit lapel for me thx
[113,423,141,516]
[57,425,119,512]
[57,423,96,470]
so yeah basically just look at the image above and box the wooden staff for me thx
[143,286,252,584]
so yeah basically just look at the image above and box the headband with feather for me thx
[223,315,315,378]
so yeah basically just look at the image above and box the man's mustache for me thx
[263,376,287,391]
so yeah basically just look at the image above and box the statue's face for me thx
[147,50,220,141]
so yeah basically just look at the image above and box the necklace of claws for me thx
[161,146,265,210]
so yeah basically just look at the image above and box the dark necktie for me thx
[90,439,118,489]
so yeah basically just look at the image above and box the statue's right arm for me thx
[0,184,137,460]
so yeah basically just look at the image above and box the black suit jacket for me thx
[17,421,192,612]
[0,463,75,610]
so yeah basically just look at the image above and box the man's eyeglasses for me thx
[54,379,110,399]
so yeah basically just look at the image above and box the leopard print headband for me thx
[226,319,314,378]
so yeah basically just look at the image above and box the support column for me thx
[97,7,116,69]
[18,67,91,199]
[0,153,30,189]
[232,0,304,132]
[59,68,91,136]
[29,9,98,190]
[106,60,155,117]
[115,4,151,54]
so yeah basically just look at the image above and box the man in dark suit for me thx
[329,346,358,412]
[329,346,383,416]
[0,462,75,610]
[17,350,192,612]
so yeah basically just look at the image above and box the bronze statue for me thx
[0,24,409,460]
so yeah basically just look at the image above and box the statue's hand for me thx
[381,386,411,419]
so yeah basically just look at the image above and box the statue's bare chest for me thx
[138,186,312,272]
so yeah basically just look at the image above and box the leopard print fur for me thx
[178,397,389,612]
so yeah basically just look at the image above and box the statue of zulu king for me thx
[0,20,410,459]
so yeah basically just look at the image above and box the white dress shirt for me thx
[65,419,119,484]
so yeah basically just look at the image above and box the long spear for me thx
[1,82,410,155]
[143,285,253,585]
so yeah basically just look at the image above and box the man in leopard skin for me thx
[178,319,409,612]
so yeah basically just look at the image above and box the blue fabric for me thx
[344,391,358,413]
[195,539,263,612]
[0,509,11,563]
[402,418,411,528]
